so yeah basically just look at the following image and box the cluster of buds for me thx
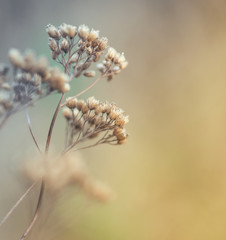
[46,23,127,80]
[63,96,129,151]
[25,152,114,202]
[0,49,70,117]
[97,47,128,81]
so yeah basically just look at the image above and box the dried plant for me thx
[0,23,128,239]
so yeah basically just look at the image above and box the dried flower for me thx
[83,70,96,77]
[63,97,129,150]
[46,24,60,40]
[78,24,90,40]
[0,49,70,117]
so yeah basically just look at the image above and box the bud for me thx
[60,39,69,53]
[87,29,99,42]
[78,24,90,40]
[98,37,108,51]
[48,38,58,51]
[46,24,60,40]
[8,48,24,68]
[66,97,77,109]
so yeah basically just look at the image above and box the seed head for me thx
[106,47,117,60]
[46,24,60,40]
[83,70,96,77]
[66,97,77,109]
[8,49,24,68]
[60,38,70,53]
[87,96,100,110]
[78,24,90,40]
[48,38,57,52]
[63,107,73,120]
[87,29,99,42]
[98,37,108,51]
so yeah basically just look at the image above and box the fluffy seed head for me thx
[46,24,60,40]
[8,49,24,68]
[106,47,117,60]
[87,97,99,110]
[66,97,77,109]
[78,24,90,40]
[87,29,99,42]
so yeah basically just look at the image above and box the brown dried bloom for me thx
[63,97,129,152]
[46,24,61,40]
[0,22,129,240]
[0,49,70,117]
[97,48,128,81]
[46,23,127,82]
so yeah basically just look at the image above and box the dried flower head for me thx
[46,23,127,83]
[0,49,70,117]
[63,97,129,152]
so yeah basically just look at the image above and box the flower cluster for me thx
[63,96,129,152]
[46,23,127,80]
[25,152,114,201]
[97,47,128,81]
[0,49,70,117]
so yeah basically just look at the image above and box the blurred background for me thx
[1,0,226,239]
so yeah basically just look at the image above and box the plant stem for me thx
[45,93,65,153]
[60,75,103,108]
[0,113,10,132]
[0,182,37,228]
[19,181,44,240]
[19,93,65,240]
[25,109,42,154]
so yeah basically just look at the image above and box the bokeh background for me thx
[1,0,226,239]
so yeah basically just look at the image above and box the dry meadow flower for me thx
[63,97,129,152]
[0,22,129,240]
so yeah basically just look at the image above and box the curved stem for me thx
[0,182,37,228]
[25,109,42,154]
[45,93,65,153]
[19,93,65,240]
[19,181,44,240]
[60,75,103,108]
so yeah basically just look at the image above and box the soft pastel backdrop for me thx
[1,0,226,239]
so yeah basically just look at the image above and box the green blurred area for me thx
[1,0,226,239]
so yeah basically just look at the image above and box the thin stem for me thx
[19,93,65,240]
[0,182,37,228]
[19,181,44,240]
[60,74,104,108]
[73,142,103,151]
[25,109,42,154]
[0,113,10,131]
[45,93,65,153]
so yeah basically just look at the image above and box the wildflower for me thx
[46,24,60,40]
[0,49,70,117]
[78,24,90,40]
[63,97,129,150]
